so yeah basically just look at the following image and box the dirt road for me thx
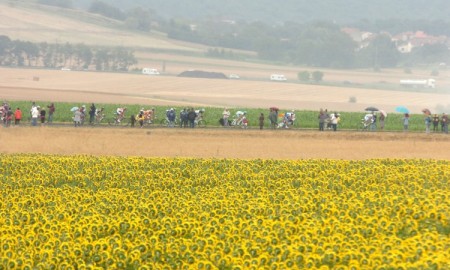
[1,127,448,159]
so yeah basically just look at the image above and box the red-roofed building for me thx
[392,31,449,53]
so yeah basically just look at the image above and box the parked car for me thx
[270,74,287,81]
[142,68,160,75]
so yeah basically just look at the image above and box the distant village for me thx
[342,28,449,57]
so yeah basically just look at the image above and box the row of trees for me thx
[0,36,136,71]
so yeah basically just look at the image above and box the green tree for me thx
[297,71,310,82]
[110,47,137,71]
[0,35,12,65]
[312,71,324,82]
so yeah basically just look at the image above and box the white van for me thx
[270,74,287,81]
[142,68,160,75]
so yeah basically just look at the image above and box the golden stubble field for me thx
[1,127,449,160]
[1,67,450,114]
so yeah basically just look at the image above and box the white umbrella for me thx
[70,106,79,112]
[379,110,387,118]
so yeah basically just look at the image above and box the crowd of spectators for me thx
[1,101,448,134]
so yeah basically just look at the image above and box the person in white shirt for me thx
[31,106,40,126]
[330,113,338,131]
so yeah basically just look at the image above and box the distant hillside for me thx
[76,0,450,23]
[0,1,203,53]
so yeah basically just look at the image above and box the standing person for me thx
[441,113,448,134]
[30,102,37,117]
[259,113,265,130]
[269,108,278,129]
[137,110,145,128]
[187,108,196,128]
[47,103,55,124]
[180,108,188,128]
[379,113,385,131]
[318,109,327,131]
[432,114,439,132]
[89,103,96,125]
[40,107,46,124]
[222,108,230,127]
[31,106,39,126]
[167,108,176,127]
[330,112,338,131]
[14,108,22,125]
[403,113,410,132]
[425,114,432,134]
[73,109,82,127]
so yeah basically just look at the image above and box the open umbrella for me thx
[70,106,79,112]
[365,106,379,112]
[395,106,409,114]
[422,108,431,115]
[379,110,387,117]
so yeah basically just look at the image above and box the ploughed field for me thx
[0,155,448,269]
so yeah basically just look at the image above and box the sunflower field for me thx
[0,155,449,269]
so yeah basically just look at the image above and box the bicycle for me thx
[357,119,372,131]
[160,117,178,127]
[195,118,207,128]
[230,117,244,127]
[91,113,106,126]
[108,114,130,127]
[193,111,207,128]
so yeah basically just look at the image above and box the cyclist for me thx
[234,111,245,126]
[143,108,155,123]
[116,107,127,122]
[95,107,105,123]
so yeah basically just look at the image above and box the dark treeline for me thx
[0,36,137,71]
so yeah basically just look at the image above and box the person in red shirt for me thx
[14,108,22,125]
